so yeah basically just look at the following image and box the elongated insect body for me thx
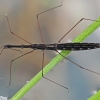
[1,0,100,98]
[5,43,100,50]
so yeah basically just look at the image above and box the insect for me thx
[0,0,100,95]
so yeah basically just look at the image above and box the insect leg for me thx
[6,50,34,88]
[0,46,6,55]
[41,50,69,93]
[58,18,100,43]
[37,0,63,43]
[56,50,100,75]
[2,15,32,44]
[0,45,23,55]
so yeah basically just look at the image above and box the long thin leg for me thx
[37,0,63,43]
[0,46,6,55]
[10,48,23,52]
[0,46,23,55]
[42,50,44,76]
[41,50,69,93]
[3,15,32,44]
[56,50,100,75]
[58,18,100,43]
[6,50,34,88]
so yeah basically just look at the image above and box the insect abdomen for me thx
[57,43,100,50]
